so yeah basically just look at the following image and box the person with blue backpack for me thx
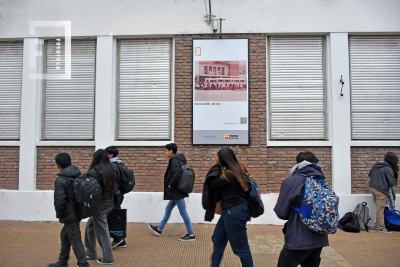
[48,153,90,267]
[274,151,331,267]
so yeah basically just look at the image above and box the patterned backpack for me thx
[292,174,339,235]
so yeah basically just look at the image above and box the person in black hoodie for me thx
[147,143,195,241]
[84,149,116,265]
[48,153,90,267]
[369,152,398,234]
[208,147,253,267]
[274,151,329,267]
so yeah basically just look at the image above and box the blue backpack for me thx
[292,174,339,235]
[384,208,400,231]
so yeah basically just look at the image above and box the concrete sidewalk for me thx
[0,221,399,266]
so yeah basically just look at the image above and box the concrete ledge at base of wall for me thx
[1,190,399,226]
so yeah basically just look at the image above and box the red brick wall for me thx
[36,146,95,190]
[0,146,19,190]
[351,147,400,194]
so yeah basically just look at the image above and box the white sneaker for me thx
[378,228,392,234]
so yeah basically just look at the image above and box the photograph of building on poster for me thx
[194,60,247,102]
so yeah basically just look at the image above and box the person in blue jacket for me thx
[274,151,329,267]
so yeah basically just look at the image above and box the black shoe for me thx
[48,263,68,267]
[112,239,126,248]
[147,223,162,236]
[111,239,124,248]
[97,259,113,265]
[179,234,195,241]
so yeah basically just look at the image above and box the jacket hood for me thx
[57,165,81,178]
[375,161,391,168]
[289,160,312,176]
[171,153,186,164]
[295,164,325,178]
[110,157,122,164]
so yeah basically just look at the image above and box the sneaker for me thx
[48,263,68,267]
[112,239,126,248]
[378,228,392,234]
[111,239,124,248]
[179,234,195,241]
[147,223,162,236]
[97,259,113,265]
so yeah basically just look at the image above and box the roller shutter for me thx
[269,36,325,140]
[43,39,96,140]
[349,36,400,140]
[0,41,23,139]
[118,39,171,140]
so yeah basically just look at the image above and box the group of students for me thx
[48,143,399,267]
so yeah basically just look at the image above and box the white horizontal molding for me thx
[36,141,96,146]
[350,141,400,147]
[267,141,332,147]
[110,141,174,147]
[0,141,20,146]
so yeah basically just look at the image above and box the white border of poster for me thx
[192,39,249,145]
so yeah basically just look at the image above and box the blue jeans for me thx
[158,198,194,235]
[211,202,253,267]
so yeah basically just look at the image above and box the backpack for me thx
[177,161,195,193]
[247,178,264,218]
[116,163,135,194]
[353,202,371,231]
[69,173,102,219]
[292,174,339,235]
[338,212,360,233]
[384,208,400,231]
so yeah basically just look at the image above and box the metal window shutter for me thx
[118,39,171,140]
[269,36,325,140]
[43,40,95,140]
[349,36,400,140]
[0,41,23,139]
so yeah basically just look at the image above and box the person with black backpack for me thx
[105,146,128,248]
[208,148,253,267]
[48,153,90,267]
[274,151,329,267]
[147,143,195,242]
[84,149,116,265]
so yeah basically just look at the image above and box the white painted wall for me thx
[1,0,400,39]
[1,190,398,227]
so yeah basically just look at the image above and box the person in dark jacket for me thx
[48,153,90,267]
[209,147,253,267]
[105,146,127,248]
[147,143,195,241]
[84,149,116,265]
[274,151,329,267]
[369,152,398,234]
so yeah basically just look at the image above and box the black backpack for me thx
[338,212,360,233]
[69,173,102,219]
[177,161,195,193]
[247,178,264,218]
[116,163,135,194]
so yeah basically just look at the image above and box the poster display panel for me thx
[192,39,249,145]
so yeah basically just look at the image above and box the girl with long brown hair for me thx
[208,147,253,267]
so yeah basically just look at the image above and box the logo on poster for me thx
[195,47,201,56]
[225,134,239,140]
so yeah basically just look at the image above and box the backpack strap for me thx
[362,202,369,232]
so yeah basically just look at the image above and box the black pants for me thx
[277,247,323,267]
[59,222,89,267]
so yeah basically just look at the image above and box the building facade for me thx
[0,0,399,224]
